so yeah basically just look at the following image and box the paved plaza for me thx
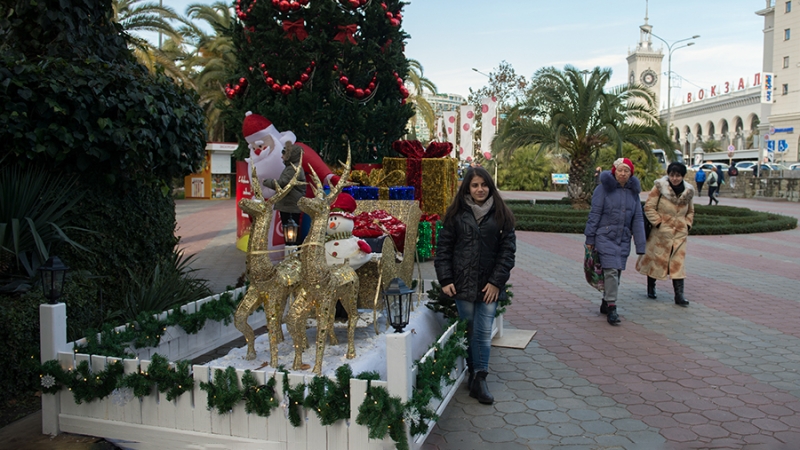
[1,192,798,449]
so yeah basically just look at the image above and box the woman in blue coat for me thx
[584,158,646,326]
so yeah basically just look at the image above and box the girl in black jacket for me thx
[435,166,516,405]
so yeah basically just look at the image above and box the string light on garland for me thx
[380,2,403,27]
[225,77,249,99]
[256,61,316,96]
[336,0,369,10]
[272,0,309,12]
[332,66,378,102]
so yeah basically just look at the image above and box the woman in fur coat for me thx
[584,158,646,326]
[636,162,694,306]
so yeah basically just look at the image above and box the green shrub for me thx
[508,203,798,235]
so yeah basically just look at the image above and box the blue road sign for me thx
[767,140,775,152]
[778,139,788,152]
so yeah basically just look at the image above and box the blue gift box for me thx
[388,186,415,200]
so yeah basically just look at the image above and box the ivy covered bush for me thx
[0,0,208,403]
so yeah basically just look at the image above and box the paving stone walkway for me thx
[422,193,800,449]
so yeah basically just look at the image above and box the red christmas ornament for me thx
[300,73,309,82]
[281,84,293,95]
[400,87,409,98]
[234,85,241,92]
[339,76,349,85]
[239,77,247,84]
[293,80,304,90]
[265,77,274,85]
[260,63,266,69]
[272,0,279,4]
[345,84,355,94]
[390,18,399,27]
[279,0,290,11]
[364,88,371,96]
[368,82,375,90]
[385,12,393,19]
[290,1,301,9]
[272,83,281,92]
[354,88,364,98]
[396,13,402,20]
[333,64,339,71]
[348,0,359,7]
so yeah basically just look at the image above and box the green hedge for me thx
[509,203,797,235]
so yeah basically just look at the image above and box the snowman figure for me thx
[325,193,373,270]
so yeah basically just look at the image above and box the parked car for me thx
[790,163,800,170]
[691,163,729,172]
[735,161,758,170]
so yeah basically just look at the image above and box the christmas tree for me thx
[223,0,414,164]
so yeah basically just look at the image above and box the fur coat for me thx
[636,176,695,280]
[584,171,646,270]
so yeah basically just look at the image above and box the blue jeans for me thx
[455,299,497,373]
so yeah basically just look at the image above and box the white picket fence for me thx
[39,287,498,449]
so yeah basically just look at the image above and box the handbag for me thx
[583,245,604,292]
[643,194,661,239]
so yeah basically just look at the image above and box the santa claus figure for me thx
[325,193,374,270]
[242,111,338,198]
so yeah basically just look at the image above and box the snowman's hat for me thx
[330,192,357,220]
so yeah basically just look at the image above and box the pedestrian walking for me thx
[584,158,646,326]
[261,143,306,241]
[694,168,706,195]
[636,162,694,307]
[707,168,720,205]
[716,165,725,187]
[435,166,516,405]
[728,165,738,189]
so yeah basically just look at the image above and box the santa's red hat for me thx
[242,111,275,145]
[330,192,357,220]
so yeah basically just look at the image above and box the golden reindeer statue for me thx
[234,161,304,366]
[286,148,359,374]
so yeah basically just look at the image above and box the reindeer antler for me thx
[327,143,352,204]
[250,165,264,201]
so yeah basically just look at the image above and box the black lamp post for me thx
[39,256,69,305]
[283,218,299,246]
[383,277,414,333]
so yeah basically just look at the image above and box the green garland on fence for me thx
[242,370,280,417]
[425,281,513,319]
[120,353,193,401]
[73,291,241,357]
[282,369,307,427]
[37,308,469,450]
[200,366,243,414]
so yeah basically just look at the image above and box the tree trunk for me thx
[567,152,592,209]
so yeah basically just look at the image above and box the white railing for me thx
[39,287,482,450]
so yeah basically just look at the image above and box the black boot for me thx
[470,371,494,404]
[466,365,474,390]
[673,279,689,307]
[647,277,657,299]
[600,299,608,315]
[607,305,620,325]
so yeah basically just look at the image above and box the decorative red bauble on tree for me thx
[364,88,371,96]
[281,84,293,95]
[348,0,359,7]
[290,1,301,10]
[400,87,409,98]
[272,83,281,92]
[279,0,290,11]
[272,0,279,5]
[293,80,304,90]
[265,77,274,85]
[390,18,399,27]
[368,82,375,90]
[345,84,355,94]
[339,76,349,85]
[381,3,387,10]
[385,12,393,19]
[300,73,310,82]
[333,64,339,71]
[354,88,364,98]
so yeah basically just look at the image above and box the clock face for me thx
[641,69,658,87]
[629,71,635,85]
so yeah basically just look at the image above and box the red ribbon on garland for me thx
[391,140,453,202]
[283,19,308,41]
[333,24,358,45]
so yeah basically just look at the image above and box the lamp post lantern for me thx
[383,277,414,333]
[641,27,699,147]
[39,256,69,305]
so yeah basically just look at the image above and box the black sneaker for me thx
[607,306,620,325]
[600,299,608,315]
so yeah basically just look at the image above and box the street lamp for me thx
[471,68,490,78]
[383,277,414,333]
[39,256,69,305]
[641,27,699,145]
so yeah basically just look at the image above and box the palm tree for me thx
[182,3,237,141]
[406,59,437,141]
[494,65,671,207]
[111,0,192,84]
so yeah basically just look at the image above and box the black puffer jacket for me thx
[434,203,516,303]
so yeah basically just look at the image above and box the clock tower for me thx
[626,6,664,110]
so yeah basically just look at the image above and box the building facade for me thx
[412,92,465,142]
[626,0,799,165]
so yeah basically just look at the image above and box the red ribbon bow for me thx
[283,19,308,41]
[333,24,358,45]
[390,140,454,203]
